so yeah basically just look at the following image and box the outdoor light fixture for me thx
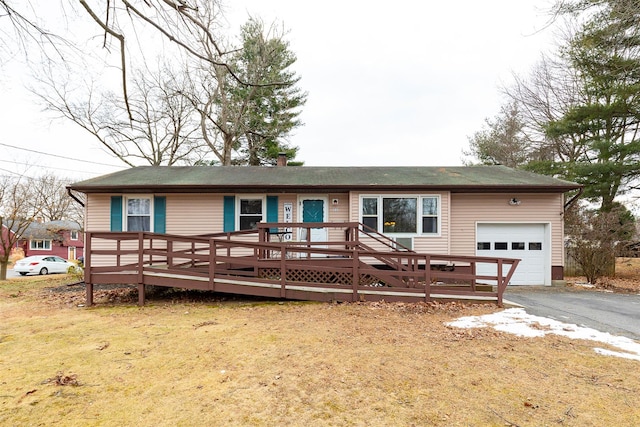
[509,198,521,206]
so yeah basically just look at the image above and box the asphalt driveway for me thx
[504,286,640,341]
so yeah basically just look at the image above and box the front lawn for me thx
[1,276,638,426]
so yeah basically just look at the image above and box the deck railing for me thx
[84,223,519,306]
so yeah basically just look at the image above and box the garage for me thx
[476,223,550,286]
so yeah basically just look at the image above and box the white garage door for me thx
[476,223,548,286]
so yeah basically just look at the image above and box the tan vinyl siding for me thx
[85,195,119,267]
[166,194,221,235]
[327,193,349,242]
[86,195,112,232]
[450,193,564,265]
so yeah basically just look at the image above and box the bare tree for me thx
[32,173,81,223]
[565,201,636,283]
[504,51,589,167]
[0,174,39,280]
[35,63,202,166]
[1,0,239,120]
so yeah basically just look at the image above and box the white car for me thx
[14,256,78,276]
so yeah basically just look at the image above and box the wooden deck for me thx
[83,222,519,306]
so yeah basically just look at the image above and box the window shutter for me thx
[110,196,123,232]
[266,196,278,233]
[154,196,166,233]
[223,196,235,232]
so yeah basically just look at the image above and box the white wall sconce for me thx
[509,198,521,206]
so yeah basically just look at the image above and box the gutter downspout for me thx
[67,187,85,208]
[563,187,584,211]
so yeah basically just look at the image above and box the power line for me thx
[0,158,113,176]
[0,142,123,168]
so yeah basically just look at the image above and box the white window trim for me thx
[30,239,52,251]
[70,230,79,240]
[359,194,441,237]
[236,195,266,230]
[124,195,154,232]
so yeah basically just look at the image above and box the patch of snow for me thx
[575,283,595,288]
[447,308,640,361]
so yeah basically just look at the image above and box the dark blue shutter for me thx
[110,196,123,232]
[223,196,235,232]
[154,196,166,233]
[266,196,278,233]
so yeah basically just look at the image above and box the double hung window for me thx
[126,197,151,231]
[239,198,263,230]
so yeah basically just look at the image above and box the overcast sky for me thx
[1,0,557,181]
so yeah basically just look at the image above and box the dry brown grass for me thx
[567,257,640,293]
[1,276,639,426]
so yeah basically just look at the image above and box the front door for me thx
[301,198,327,242]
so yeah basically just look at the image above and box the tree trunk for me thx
[0,260,8,281]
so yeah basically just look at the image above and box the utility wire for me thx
[0,158,111,176]
[0,142,123,168]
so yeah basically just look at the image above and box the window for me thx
[126,197,151,231]
[477,242,491,250]
[383,198,416,233]
[70,231,79,240]
[361,195,439,235]
[239,198,263,230]
[362,198,378,231]
[422,197,438,234]
[512,242,525,250]
[529,242,542,250]
[30,239,52,250]
[494,242,508,250]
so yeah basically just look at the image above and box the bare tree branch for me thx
[78,0,133,121]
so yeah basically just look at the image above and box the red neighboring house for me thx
[0,224,17,258]
[18,220,84,260]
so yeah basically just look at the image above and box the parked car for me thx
[13,256,78,276]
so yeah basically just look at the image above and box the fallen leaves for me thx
[42,371,80,387]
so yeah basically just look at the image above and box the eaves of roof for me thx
[68,165,582,194]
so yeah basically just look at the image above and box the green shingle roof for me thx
[69,165,580,193]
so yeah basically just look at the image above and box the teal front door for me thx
[302,199,324,223]
[301,199,326,242]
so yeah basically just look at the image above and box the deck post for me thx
[86,283,94,306]
[167,240,173,268]
[137,233,145,306]
[137,232,144,285]
[280,247,287,298]
[138,284,145,306]
[424,255,431,302]
[470,261,476,289]
[497,259,504,306]
[209,238,216,291]
[85,232,92,306]
[352,249,359,302]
